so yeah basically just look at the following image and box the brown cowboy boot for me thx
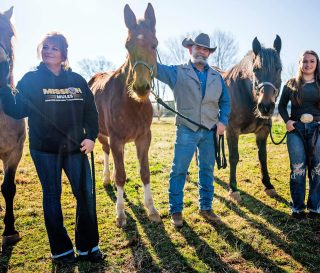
[199,210,222,224]
[171,212,183,228]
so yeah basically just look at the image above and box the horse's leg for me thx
[1,160,21,245]
[135,131,161,223]
[110,137,127,227]
[226,127,241,202]
[98,133,111,187]
[256,129,278,197]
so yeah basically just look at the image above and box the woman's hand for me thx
[80,139,95,154]
[286,120,295,132]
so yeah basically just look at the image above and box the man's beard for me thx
[191,51,208,65]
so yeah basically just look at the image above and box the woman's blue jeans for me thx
[30,149,99,257]
[287,121,320,213]
[169,125,215,214]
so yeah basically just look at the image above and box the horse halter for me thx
[253,78,279,98]
[132,60,154,79]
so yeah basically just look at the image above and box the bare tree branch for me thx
[78,56,115,80]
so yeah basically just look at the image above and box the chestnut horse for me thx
[223,36,282,202]
[0,7,26,245]
[89,3,161,227]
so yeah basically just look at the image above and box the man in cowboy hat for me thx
[156,33,230,228]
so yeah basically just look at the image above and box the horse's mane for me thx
[226,48,282,82]
[0,12,15,62]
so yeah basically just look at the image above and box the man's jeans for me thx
[287,121,320,213]
[30,150,99,257]
[169,125,215,214]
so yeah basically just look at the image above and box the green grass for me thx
[0,117,319,273]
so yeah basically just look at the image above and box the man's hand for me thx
[216,122,226,136]
[80,139,95,154]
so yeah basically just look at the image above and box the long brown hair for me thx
[288,50,320,106]
[37,31,70,70]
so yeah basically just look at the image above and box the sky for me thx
[1,0,320,83]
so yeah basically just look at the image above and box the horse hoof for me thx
[265,189,278,198]
[116,216,127,228]
[148,210,161,223]
[229,190,241,203]
[2,233,21,246]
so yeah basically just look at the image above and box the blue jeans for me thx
[287,121,320,213]
[30,150,99,258]
[169,125,215,214]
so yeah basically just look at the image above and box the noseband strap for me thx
[253,79,279,98]
[132,60,154,78]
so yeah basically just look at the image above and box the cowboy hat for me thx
[182,33,216,53]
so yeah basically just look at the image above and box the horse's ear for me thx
[252,37,261,56]
[4,6,13,20]
[124,4,137,30]
[273,35,281,54]
[144,3,156,30]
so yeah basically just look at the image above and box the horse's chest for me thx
[108,102,152,139]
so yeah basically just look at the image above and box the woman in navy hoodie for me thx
[1,32,103,264]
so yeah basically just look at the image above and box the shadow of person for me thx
[77,259,109,273]
[178,221,239,273]
[209,218,288,272]
[215,177,320,272]
[126,198,198,273]
[51,262,76,273]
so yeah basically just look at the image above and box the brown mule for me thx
[89,4,160,228]
[0,7,26,246]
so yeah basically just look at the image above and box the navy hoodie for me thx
[0,63,99,153]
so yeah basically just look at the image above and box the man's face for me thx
[190,45,211,65]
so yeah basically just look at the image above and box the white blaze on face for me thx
[137,34,144,40]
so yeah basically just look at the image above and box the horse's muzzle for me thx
[257,102,275,118]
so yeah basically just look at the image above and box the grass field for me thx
[0,118,319,273]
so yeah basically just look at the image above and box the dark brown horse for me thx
[0,7,26,245]
[222,36,282,202]
[89,3,161,227]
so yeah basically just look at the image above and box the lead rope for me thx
[267,120,287,145]
[152,50,227,169]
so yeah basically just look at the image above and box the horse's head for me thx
[252,35,282,118]
[124,3,157,102]
[0,7,14,88]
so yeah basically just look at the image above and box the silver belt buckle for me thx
[300,113,313,123]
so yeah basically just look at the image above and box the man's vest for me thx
[173,62,222,131]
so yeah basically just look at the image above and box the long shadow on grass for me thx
[123,212,162,273]
[51,262,76,273]
[77,260,109,273]
[178,222,239,273]
[104,184,162,272]
[0,245,14,273]
[215,177,320,272]
[126,199,198,273]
